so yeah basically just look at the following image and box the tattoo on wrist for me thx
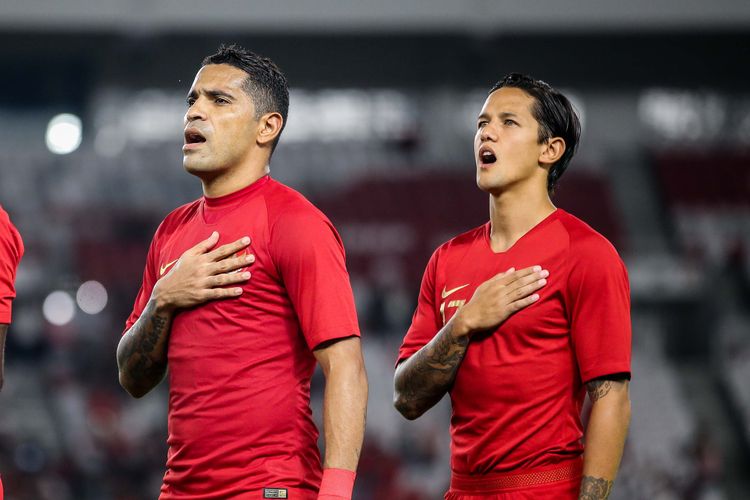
[579,475,613,500]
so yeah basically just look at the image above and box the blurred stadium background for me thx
[1,1,749,499]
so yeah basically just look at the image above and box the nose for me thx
[185,96,207,123]
[479,123,497,142]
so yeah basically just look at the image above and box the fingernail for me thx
[242,272,251,279]
[533,265,542,272]
[212,231,219,238]
[531,294,539,301]
[539,278,547,285]
[235,288,243,295]
[246,254,255,263]
[541,270,549,278]
[242,236,250,244]
[508,267,515,272]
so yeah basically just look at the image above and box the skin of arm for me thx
[394,266,549,420]
[116,232,253,398]
[0,324,7,391]
[579,375,631,500]
[313,336,368,471]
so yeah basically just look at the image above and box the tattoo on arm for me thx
[585,373,630,403]
[586,379,613,402]
[579,475,614,500]
[394,322,469,418]
[117,300,172,395]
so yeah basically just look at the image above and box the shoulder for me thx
[433,223,487,261]
[153,199,202,242]
[0,205,23,257]
[557,210,623,264]
[264,179,333,230]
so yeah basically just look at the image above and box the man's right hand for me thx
[452,265,549,338]
[151,231,254,313]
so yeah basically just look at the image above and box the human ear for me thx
[257,112,284,147]
[539,137,566,166]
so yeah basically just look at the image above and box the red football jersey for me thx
[0,205,24,324]
[125,176,360,499]
[398,209,631,476]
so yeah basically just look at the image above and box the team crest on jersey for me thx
[263,488,288,498]
[229,247,252,274]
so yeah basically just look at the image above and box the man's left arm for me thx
[313,336,368,500]
[579,374,631,500]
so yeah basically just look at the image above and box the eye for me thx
[477,120,488,130]
[504,119,518,126]
[186,97,196,107]
[215,97,230,105]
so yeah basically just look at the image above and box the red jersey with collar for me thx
[398,209,631,477]
[124,176,360,499]
[0,205,24,324]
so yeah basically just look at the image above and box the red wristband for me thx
[317,468,356,500]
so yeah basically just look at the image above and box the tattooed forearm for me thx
[116,299,173,397]
[579,475,613,499]
[394,321,469,419]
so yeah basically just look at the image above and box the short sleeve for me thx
[270,211,360,351]
[123,234,160,333]
[0,214,24,324]
[396,248,441,365]
[567,237,631,384]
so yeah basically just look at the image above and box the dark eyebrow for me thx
[477,111,520,121]
[186,88,237,101]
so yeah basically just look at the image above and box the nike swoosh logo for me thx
[160,259,178,276]
[441,284,469,299]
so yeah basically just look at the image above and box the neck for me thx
[488,182,555,253]
[201,162,270,198]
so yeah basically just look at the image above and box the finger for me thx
[507,277,547,301]
[503,268,549,292]
[207,271,252,288]
[507,292,540,313]
[210,253,255,275]
[500,265,543,286]
[490,267,515,281]
[204,286,244,300]
[184,231,220,256]
[206,236,251,261]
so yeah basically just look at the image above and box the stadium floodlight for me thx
[42,290,76,326]
[45,113,82,155]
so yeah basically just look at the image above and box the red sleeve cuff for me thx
[318,468,356,499]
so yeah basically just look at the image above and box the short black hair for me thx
[489,73,581,195]
[202,44,289,152]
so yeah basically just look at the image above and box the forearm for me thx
[322,356,368,470]
[580,379,631,499]
[116,298,173,398]
[394,315,470,420]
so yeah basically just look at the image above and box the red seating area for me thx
[654,151,750,208]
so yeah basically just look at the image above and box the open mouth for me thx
[184,130,206,145]
[479,147,497,165]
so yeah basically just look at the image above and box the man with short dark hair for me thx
[117,45,367,499]
[394,73,631,499]
[1,204,24,498]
